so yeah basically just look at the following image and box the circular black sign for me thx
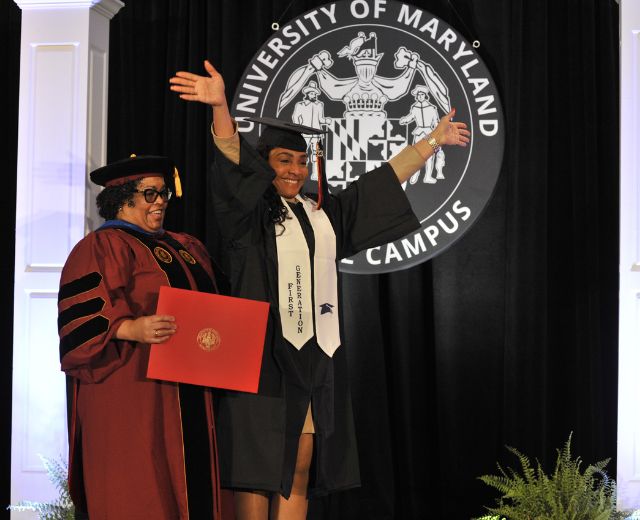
[232,0,504,274]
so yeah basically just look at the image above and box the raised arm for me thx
[169,60,234,138]
[390,108,471,184]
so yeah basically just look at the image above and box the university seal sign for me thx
[232,0,504,274]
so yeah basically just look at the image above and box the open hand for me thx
[169,60,226,107]
[432,109,471,147]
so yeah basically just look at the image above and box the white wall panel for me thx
[26,44,78,269]
[22,292,67,472]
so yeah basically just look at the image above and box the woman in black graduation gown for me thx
[170,60,470,520]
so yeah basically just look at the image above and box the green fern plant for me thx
[476,433,630,520]
[8,455,74,520]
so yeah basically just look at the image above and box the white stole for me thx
[276,196,340,357]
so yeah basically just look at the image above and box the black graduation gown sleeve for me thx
[210,137,274,235]
[323,162,421,258]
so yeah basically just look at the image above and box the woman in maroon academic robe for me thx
[170,61,470,520]
[58,156,221,519]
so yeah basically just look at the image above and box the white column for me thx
[618,0,640,510]
[11,0,123,515]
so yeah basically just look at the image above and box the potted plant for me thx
[476,433,631,520]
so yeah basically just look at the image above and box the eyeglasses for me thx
[135,187,173,203]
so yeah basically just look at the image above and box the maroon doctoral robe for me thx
[58,223,220,520]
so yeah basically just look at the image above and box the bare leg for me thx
[233,490,269,520]
[271,434,314,520]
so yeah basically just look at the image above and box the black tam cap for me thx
[90,155,182,197]
[246,116,325,152]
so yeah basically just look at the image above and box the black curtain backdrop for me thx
[2,0,619,519]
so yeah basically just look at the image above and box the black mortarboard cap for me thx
[246,116,325,152]
[90,155,182,197]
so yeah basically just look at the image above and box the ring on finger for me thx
[154,330,159,337]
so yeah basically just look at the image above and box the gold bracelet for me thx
[426,134,441,154]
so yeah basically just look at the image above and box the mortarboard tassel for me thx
[316,141,324,208]
[173,167,183,198]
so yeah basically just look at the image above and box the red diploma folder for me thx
[147,286,269,393]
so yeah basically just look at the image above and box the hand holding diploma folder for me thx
[147,286,268,393]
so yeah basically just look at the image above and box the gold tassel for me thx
[173,167,183,198]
